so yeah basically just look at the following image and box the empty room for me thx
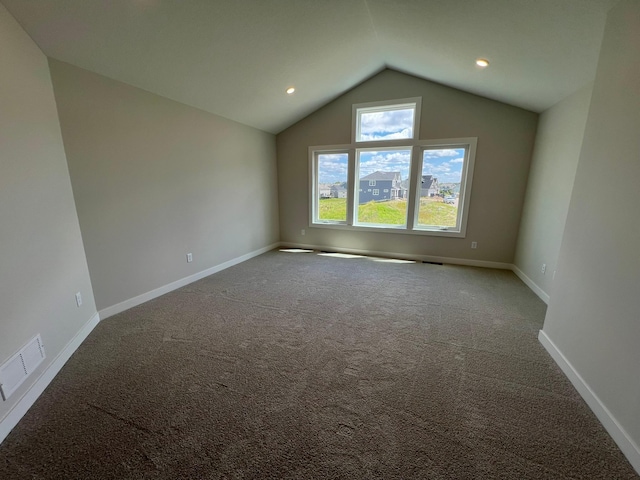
[1,1,638,478]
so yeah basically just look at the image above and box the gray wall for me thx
[514,83,593,298]
[542,0,640,453]
[277,69,538,263]
[49,60,280,312]
[0,5,96,422]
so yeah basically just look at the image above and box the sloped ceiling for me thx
[1,0,618,133]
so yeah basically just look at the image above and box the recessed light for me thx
[286,87,296,95]
[475,58,489,68]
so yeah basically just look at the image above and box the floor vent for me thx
[0,335,46,401]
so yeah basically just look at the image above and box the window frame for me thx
[411,138,477,236]
[309,98,477,238]
[309,146,353,226]
[352,97,422,144]
[354,145,413,229]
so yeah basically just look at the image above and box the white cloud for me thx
[318,154,348,182]
[359,150,411,178]
[359,109,414,140]
[423,149,461,159]
[359,128,412,141]
[319,154,346,162]
[423,162,451,174]
[449,157,464,164]
[422,159,466,183]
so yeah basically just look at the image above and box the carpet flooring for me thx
[1,249,637,479]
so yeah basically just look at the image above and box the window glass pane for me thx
[357,107,415,141]
[416,147,466,228]
[316,153,348,222]
[356,149,411,227]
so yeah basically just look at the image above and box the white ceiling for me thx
[2,0,618,133]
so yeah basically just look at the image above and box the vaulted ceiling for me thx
[2,0,618,133]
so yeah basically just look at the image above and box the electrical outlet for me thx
[541,263,546,274]
[75,292,82,307]
[301,229,305,236]
[186,253,193,263]
[471,241,477,249]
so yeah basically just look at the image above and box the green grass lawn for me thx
[318,198,457,227]
[318,198,348,221]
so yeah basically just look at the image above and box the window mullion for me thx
[406,146,420,231]
[308,149,316,226]
[346,148,355,226]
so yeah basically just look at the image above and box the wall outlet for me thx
[301,229,305,236]
[186,253,193,263]
[471,241,477,249]
[75,292,82,307]
[541,263,546,274]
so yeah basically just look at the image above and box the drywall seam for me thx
[538,330,640,475]
[0,312,101,445]
[99,243,280,320]
[281,242,512,270]
[512,264,550,304]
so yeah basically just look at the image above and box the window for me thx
[355,148,412,228]
[311,150,349,224]
[354,98,420,143]
[310,99,476,237]
[414,143,475,233]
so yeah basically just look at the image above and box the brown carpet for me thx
[1,249,637,479]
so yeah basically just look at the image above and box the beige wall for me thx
[0,5,96,422]
[49,60,280,311]
[514,83,593,298]
[542,0,640,461]
[276,69,538,263]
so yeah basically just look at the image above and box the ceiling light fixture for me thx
[286,87,296,95]
[476,58,490,68]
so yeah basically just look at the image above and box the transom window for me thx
[354,98,419,143]
[310,98,476,237]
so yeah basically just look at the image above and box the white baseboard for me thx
[281,242,512,270]
[538,330,640,474]
[99,243,280,320]
[0,312,101,445]
[512,265,550,304]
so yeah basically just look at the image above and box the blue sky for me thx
[317,153,348,184]
[422,148,465,183]
[359,109,414,141]
[359,150,411,179]
[318,148,465,184]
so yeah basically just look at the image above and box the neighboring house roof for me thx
[330,185,346,192]
[361,171,400,181]
[422,175,438,189]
